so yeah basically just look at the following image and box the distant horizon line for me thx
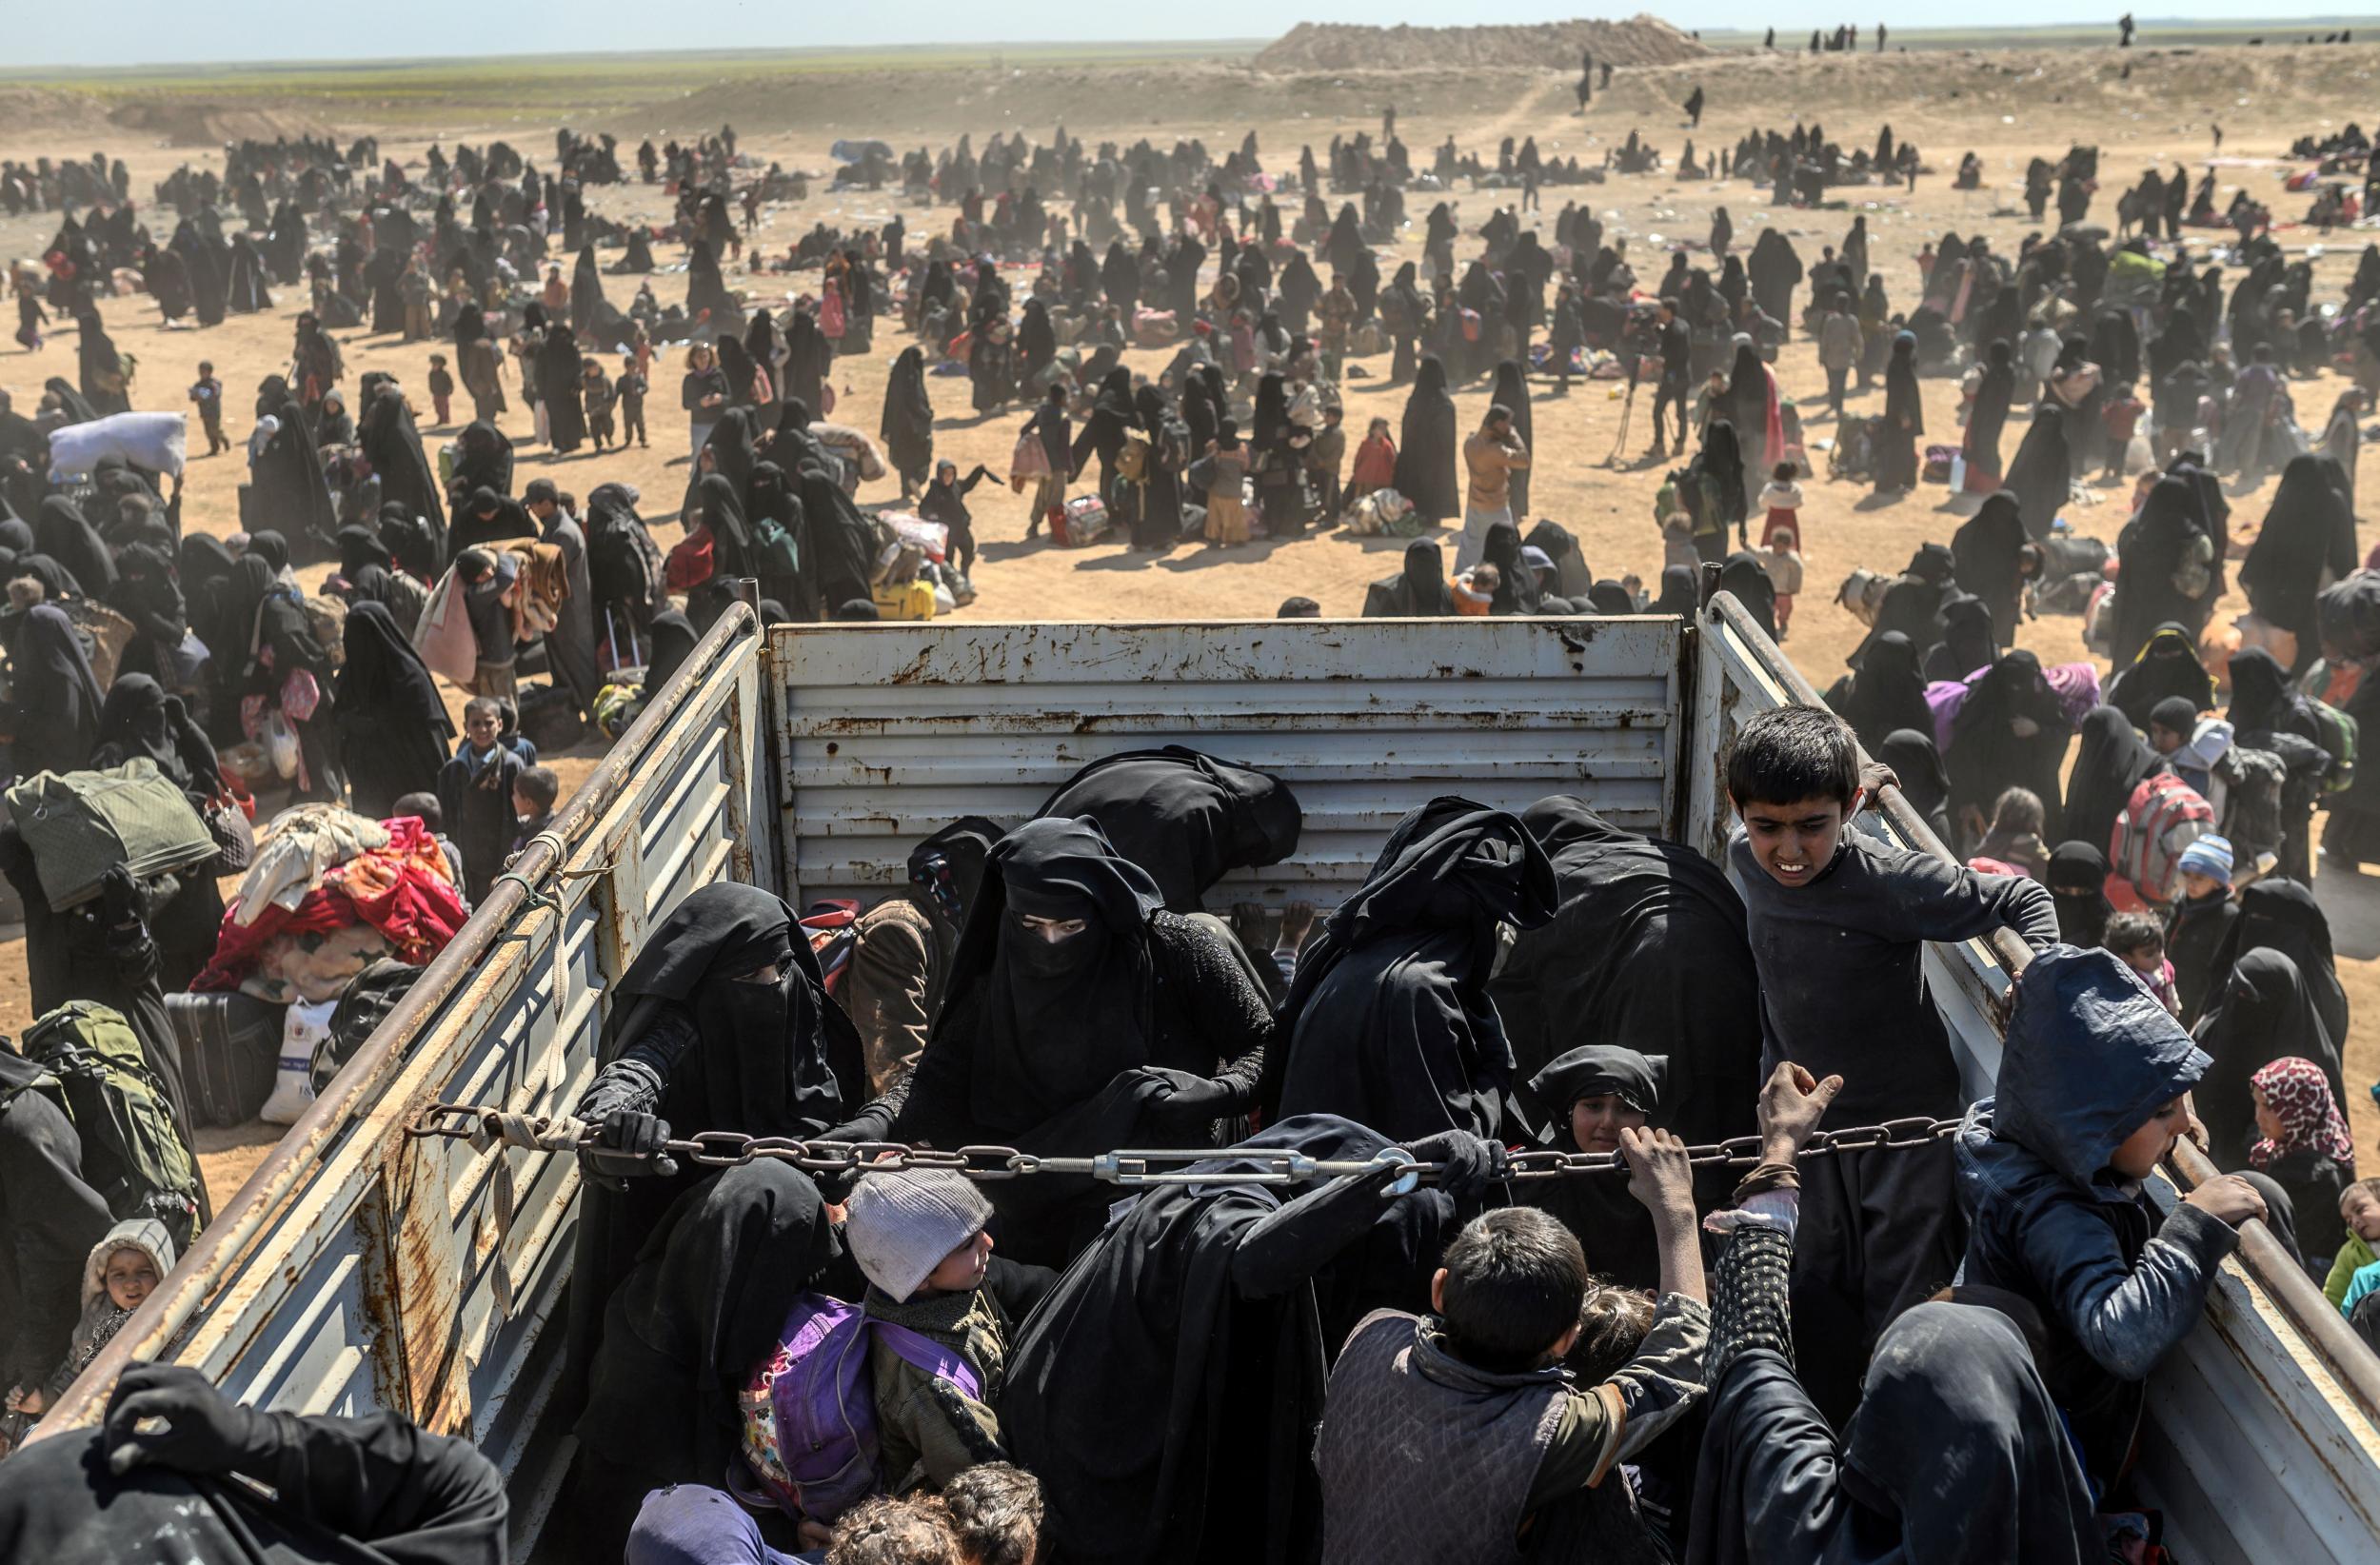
[8,15,2379,76]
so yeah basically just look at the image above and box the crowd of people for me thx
[0,53,2378,1565]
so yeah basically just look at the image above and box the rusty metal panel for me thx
[767,618,1682,907]
[41,624,766,1484]
[1696,591,2380,1559]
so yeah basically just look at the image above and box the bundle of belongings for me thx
[410,539,568,688]
[189,804,465,1122]
[3,761,216,912]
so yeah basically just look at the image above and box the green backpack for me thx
[2306,698,2359,795]
[753,514,803,579]
[20,1001,204,1230]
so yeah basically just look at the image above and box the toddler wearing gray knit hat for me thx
[844,1168,996,1303]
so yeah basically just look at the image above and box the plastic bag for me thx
[263,707,300,780]
[261,997,337,1124]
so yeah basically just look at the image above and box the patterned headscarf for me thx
[2248,1057,2355,1172]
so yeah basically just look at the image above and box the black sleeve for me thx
[958,465,993,495]
[1156,916,1278,1112]
[575,1005,700,1123]
[889,991,978,1148]
[0,1102,115,1391]
[247,1408,509,1565]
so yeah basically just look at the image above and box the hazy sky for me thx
[5,3,2337,69]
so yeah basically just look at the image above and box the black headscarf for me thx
[1716,551,1777,642]
[1833,630,1933,755]
[33,497,116,595]
[693,472,755,579]
[1393,356,1459,523]
[252,398,340,552]
[2192,947,2345,1165]
[794,465,878,611]
[1034,747,1301,915]
[1653,565,1699,616]
[642,609,700,697]
[357,385,447,556]
[1691,1301,2099,1565]
[2108,475,2217,669]
[1271,797,1558,1140]
[1529,1041,1667,1120]
[451,420,514,499]
[1878,728,1954,845]
[2064,706,2162,860]
[86,673,205,797]
[2045,841,2113,948]
[334,524,396,607]
[2224,645,2299,740]
[2105,622,2214,728]
[2203,877,2350,1047]
[7,603,104,778]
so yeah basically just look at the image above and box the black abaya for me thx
[2003,402,2073,542]
[880,346,935,488]
[1876,334,1921,491]
[2192,948,2346,1166]
[6,604,104,780]
[1394,356,1460,524]
[1270,797,1558,1141]
[1033,747,1301,914]
[1951,493,2030,649]
[337,603,454,818]
[2241,453,2358,674]
[2104,622,2215,729]
[1829,630,1934,755]
[357,388,447,565]
[251,399,340,557]
[538,325,588,453]
[1946,650,2073,840]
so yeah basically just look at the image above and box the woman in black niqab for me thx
[32,496,117,595]
[1270,796,1559,1141]
[1946,649,2072,840]
[2105,622,2214,729]
[1690,1300,2100,1565]
[537,322,588,453]
[2192,947,2346,1166]
[1652,564,1699,616]
[744,461,810,619]
[691,472,757,580]
[1964,338,2016,488]
[640,609,699,700]
[1489,359,1534,515]
[5,602,104,779]
[1394,355,1460,525]
[333,523,396,609]
[2202,877,2350,1047]
[1033,746,1301,914]
[357,386,447,557]
[1922,593,1994,683]
[880,345,935,498]
[2045,841,2114,947]
[1363,539,1457,617]
[795,464,879,612]
[892,816,1279,1261]
[450,419,514,504]
[337,601,454,817]
[1829,630,1933,755]
[1480,518,1538,614]
[2107,477,2218,670]
[1716,550,1777,642]
[75,307,129,416]
[2241,453,2358,675]
[1952,493,2032,649]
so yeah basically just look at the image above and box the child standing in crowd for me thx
[2165,834,2237,1021]
[582,359,617,451]
[1726,704,2059,1421]
[918,459,994,582]
[1313,1133,1709,1565]
[1958,943,2264,1486]
[510,764,559,860]
[436,696,526,906]
[1757,460,1803,551]
[1346,416,1398,510]
[1755,524,1803,639]
[844,1169,1041,1496]
[188,361,228,456]
[426,352,455,426]
[616,354,648,449]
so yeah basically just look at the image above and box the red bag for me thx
[1459,307,1482,343]
[800,900,863,999]
[664,525,716,592]
[2111,773,2215,903]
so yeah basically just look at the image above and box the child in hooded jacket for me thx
[5,1218,175,1419]
[1956,943,2269,1487]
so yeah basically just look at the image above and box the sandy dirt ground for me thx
[4,41,2378,1202]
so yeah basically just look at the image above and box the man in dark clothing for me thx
[0,1362,507,1563]
[1650,298,1693,458]
[1725,705,2059,1423]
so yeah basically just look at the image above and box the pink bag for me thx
[280,669,322,723]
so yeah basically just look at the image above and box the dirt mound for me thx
[1255,15,1710,72]
[106,99,332,149]
[0,88,113,139]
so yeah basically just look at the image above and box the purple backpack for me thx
[741,1292,984,1522]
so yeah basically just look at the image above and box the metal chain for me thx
[406,1104,1960,1188]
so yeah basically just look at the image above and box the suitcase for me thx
[166,990,285,1128]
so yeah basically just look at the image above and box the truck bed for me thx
[34,604,2380,1562]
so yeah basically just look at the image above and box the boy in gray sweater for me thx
[1724,704,2060,1422]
